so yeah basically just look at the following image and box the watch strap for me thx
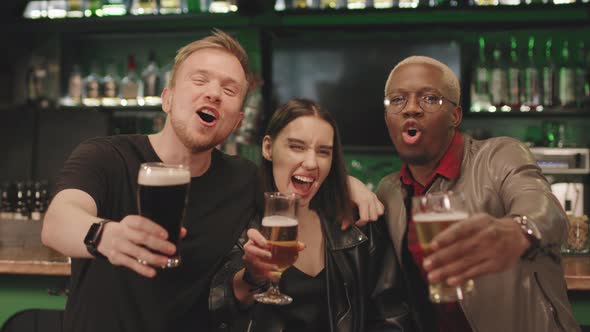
[85,219,111,259]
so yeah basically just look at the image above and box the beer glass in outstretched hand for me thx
[412,191,474,303]
[137,162,190,268]
[253,192,299,305]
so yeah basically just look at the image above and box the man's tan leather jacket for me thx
[376,134,580,332]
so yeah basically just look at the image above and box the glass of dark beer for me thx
[253,192,299,306]
[412,191,474,303]
[137,162,190,268]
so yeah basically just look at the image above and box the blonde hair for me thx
[167,29,251,90]
[384,56,460,105]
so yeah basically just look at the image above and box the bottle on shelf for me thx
[348,0,369,9]
[373,0,395,8]
[82,62,102,107]
[66,0,84,17]
[521,36,542,112]
[60,64,83,106]
[31,181,49,221]
[507,36,522,112]
[102,0,128,16]
[0,182,13,220]
[470,0,499,6]
[102,61,122,107]
[84,0,103,16]
[130,0,158,15]
[574,41,587,109]
[120,55,140,106]
[499,0,520,5]
[470,36,491,113]
[160,61,173,92]
[47,0,68,19]
[140,51,162,106]
[23,1,49,19]
[558,40,576,108]
[542,38,557,109]
[160,0,188,14]
[14,182,29,220]
[208,0,238,12]
[489,43,509,112]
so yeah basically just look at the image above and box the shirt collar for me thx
[400,131,464,187]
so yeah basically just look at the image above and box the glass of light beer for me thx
[137,162,190,268]
[412,191,474,303]
[253,192,299,305]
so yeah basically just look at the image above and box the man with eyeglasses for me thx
[375,56,578,332]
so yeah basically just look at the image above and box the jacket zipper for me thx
[534,272,566,332]
[336,282,352,327]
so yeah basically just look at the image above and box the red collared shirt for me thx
[400,131,472,332]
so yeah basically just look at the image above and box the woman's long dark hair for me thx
[261,98,353,224]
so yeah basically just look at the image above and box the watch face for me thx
[84,222,102,246]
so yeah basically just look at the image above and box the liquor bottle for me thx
[558,40,576,108]
[120,55,140,106]
[23,1,48,19]
[47,0,68,19]
[209,0,238,12]
[102,0,128,16]
[374,0,394,8]
[31,181,49,221]
[14,182,28,220]
[471,0,498,6]
[0,182,13,220]
[102,61,121,107]
[85,0,103,16]
[521,37,542,112]
[470,37,491,113]
[348,0,369,9]
[499,0,519,5]
[141,51,162,106]
[83,62,101,107]
[160,0,188,14]
[275,0,287,10]
[489,43,509,112]
[66,0,84,17]
[585,48,590,105]
[542,39,557,109]
[131,0,158,14]
[62,64,83,106]
[574,41,587,109]
[507,37,522,112]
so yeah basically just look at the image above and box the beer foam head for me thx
[413,211,469,223]
[138,166,190,186]
[262,215,298,227]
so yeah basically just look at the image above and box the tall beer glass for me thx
[412,191,474,303]
[253,192,299,305]
[137,162,190,268]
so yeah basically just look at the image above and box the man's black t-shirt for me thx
[55,135,260,332]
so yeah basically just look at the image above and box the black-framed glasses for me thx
[384,93,458,114]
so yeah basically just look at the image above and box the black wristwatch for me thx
[84,219,112,259]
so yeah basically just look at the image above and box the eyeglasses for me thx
[384,93,458,114]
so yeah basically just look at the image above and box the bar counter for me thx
[0,247,69,276]
[0,250,588,286]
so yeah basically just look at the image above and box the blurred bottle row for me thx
[276,0,588,10]
[470,37,590,113]
[0,181,51,221]
[27,51,167,108]
[23,0,237,19]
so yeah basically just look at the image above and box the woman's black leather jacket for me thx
[209,215,414,332]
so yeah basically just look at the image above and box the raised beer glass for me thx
[412,191,474,303]
[137,162,190,268]
[253,192,299,305]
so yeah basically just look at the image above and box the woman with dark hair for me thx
[210,98,411,332]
